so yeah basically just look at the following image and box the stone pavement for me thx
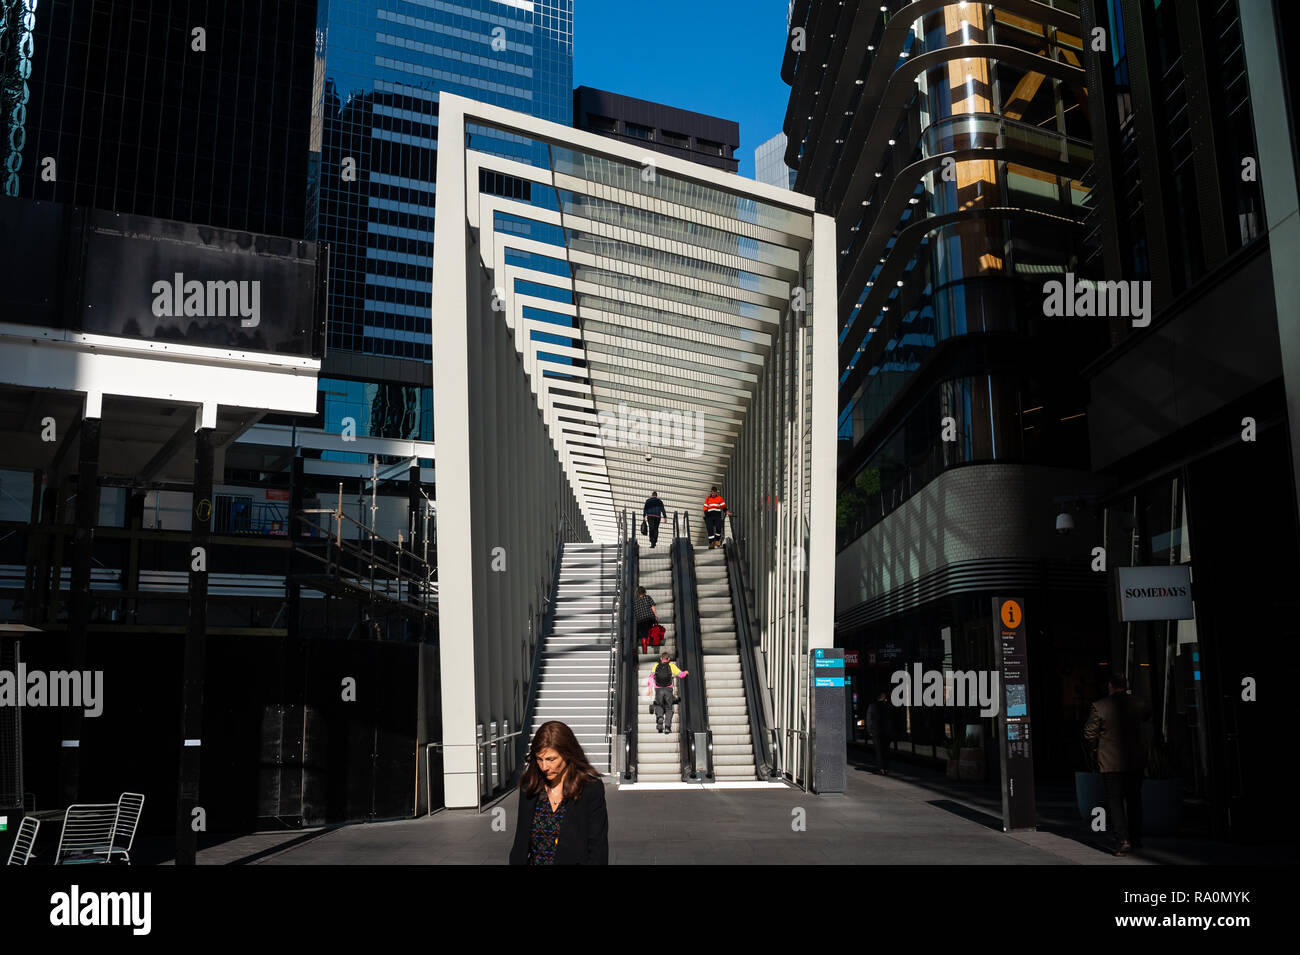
[170,760,1269,865]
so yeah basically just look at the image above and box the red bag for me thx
[649,624,665,647]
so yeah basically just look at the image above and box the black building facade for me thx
[0,0,317,238]
[1077,0,1299,840]
[0,0,437,860]
[574,85,740,173]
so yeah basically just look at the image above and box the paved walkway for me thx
[166,758,1292,865]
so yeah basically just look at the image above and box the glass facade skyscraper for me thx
[0,0,316,238]
[311,0,573,366]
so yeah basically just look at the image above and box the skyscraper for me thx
[310,0,574,463]
[1076,0,1299,839]
[755,131,795,190]
[784,1,1111,779]
[0,0,316,237]
[573,86,740,173]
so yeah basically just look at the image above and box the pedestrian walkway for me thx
[153,769,1263,865]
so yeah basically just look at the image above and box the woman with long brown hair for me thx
[509,720,608,865]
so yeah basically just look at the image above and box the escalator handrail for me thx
[671,521,712,781]
[622,515,640,781]
[724,539,779,778]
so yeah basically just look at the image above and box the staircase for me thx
[695,546,756,780]
[634,547,682,782]
[528,543,617,772]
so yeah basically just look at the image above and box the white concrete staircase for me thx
[695,546,756,780]
[635,548,682,782]
[529,543,617,772]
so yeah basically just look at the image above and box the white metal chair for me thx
[107,792,145,864]
[55,802,118,864]
[6,816,40,865]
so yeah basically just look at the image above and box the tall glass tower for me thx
[310,0,573,454]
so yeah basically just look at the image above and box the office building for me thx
[0,0,316,237]
[573,85,739,173]
[784,1,1113,779]
[1077,0,1299,838]
[755,131,796,189]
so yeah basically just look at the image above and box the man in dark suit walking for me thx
[1083,673,1150,856]
[865,691,893,775]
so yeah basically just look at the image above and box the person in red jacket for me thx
[703,487,727,548]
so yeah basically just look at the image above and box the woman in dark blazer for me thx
[509,721,608,865]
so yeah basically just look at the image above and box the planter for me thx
[1076,771,1105,821]
[958,747,985,781]
[1142,777,1184,836]
[946,758,960,779]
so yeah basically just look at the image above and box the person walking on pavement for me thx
[703,486,727,549]
[643,491,667,548]
[509,720,608,865]
[1083,672,1150,856]
[865,691,893,774]
[647,652,688,733]
[633,586,658,655]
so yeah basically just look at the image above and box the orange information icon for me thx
[1000,599,1022,630]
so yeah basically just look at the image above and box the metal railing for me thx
[426,727,523,815]
[604,511,626,768]
[778,727,813,792]
[296,483,436,613]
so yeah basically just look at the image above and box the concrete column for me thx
[430,96,480,808]
[59,407,100,805]
[807,213,839,651]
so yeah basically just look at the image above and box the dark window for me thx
[696,138,725,157]
[586,113,617,133]
[624,122,655,141]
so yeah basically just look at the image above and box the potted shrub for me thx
[958,733,986,781]
[1142,743,1184,836]
[946,735,962,779]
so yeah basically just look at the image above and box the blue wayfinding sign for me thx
[809,648,847,793]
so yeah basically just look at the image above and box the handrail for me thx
[730,512,783,781]
[515,520,569,774]
[724,539,779,779]
[426,728,524,814]
[671,515,712,782]
[621,512,640,780]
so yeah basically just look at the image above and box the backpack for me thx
[654,661,673,688]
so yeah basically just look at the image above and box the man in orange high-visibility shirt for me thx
[703,486,727,549]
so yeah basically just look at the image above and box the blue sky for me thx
[573,0,793,179]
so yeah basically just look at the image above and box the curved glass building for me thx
[784,1,1113,777]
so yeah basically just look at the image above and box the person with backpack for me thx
[633,586,658,654]
[642,491,667,548]
[647,652,688,734]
